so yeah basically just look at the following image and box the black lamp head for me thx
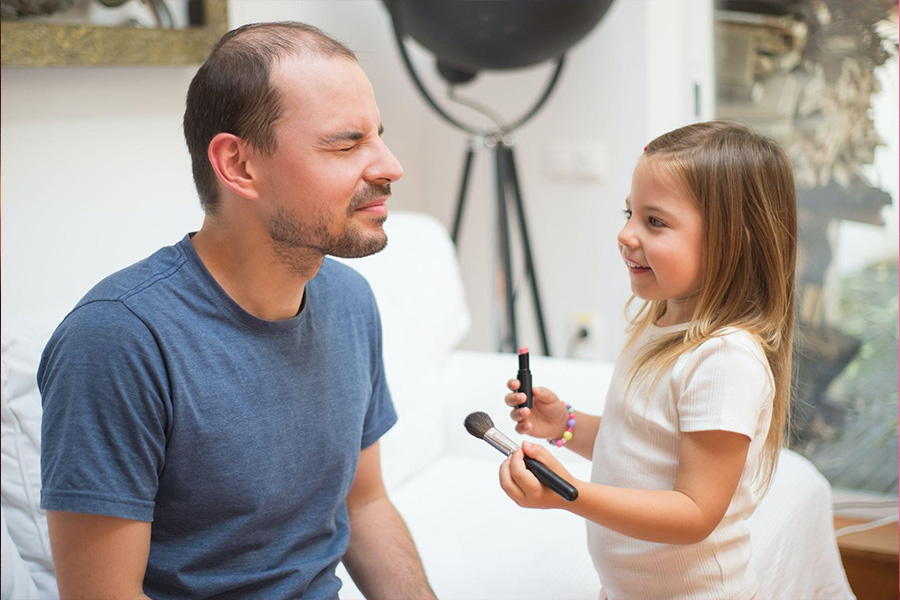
[383,0,615,84]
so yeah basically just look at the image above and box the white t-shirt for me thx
[587,322,774,600]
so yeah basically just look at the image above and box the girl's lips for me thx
[624,258,651,274]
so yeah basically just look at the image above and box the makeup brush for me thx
[464,411,578,502]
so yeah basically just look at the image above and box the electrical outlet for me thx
[573,312,598,337]
[568,312,602,358]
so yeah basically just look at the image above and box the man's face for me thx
[253,55,403,264]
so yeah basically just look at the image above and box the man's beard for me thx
[266,185,390,276]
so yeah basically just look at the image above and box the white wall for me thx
[1,0,713,361]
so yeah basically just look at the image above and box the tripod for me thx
[452,135,552,355]
[390,24,566,356]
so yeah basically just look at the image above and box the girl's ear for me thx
[207,133,261,201]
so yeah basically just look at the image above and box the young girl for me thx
[500,121,796,600]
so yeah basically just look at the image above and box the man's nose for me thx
[369,138,403,184]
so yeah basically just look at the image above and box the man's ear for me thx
[207,133,260,201]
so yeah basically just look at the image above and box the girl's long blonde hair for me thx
[626,121,797,490]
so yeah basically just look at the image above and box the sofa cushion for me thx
[337,212,470,489]
[1,314,60,598]
[1,504,42,600]
[336,456,600,599]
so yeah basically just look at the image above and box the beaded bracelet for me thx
[548,401,575,447]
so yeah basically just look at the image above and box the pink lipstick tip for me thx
[518,347,529,355]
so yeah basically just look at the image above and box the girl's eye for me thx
[339,146,355,152]
[648,216,665,227]
[622,209,632,220]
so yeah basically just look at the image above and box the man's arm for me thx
[343,442,436,600]
[47,511,151,600]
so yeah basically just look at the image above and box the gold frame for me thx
[1,0,227,67]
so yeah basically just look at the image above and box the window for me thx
[716,1,899,501]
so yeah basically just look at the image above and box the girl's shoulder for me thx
[678,326,772,383]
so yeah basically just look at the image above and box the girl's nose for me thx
[617,221,637,249]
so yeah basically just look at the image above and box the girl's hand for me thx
[499,441,579,510]
[505,380,569,440]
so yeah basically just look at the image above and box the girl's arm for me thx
[500,429,751,545]
[548,410,599,460]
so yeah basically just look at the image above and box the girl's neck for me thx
[657,296,698,327]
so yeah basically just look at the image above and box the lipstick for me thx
[516,347,533,409]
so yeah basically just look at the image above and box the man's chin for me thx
[356,210,388,225]
[328,231,388,259]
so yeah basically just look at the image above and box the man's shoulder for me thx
[51,241,191,346]
[78,242,188,307]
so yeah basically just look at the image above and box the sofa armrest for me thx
[1,503,42,600]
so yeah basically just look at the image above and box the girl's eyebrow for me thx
[643,205,676,219]
[627,198,676,219]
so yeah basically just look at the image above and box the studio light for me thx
[382,0,614,355]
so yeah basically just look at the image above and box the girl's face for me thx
[617,159,705,324]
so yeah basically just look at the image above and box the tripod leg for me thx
[502,143,552,356]
[494,144,518,353]
[451,142,476,245]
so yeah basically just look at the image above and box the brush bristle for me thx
[464,411,495,439]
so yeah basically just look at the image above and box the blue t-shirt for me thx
[39,235,397,599]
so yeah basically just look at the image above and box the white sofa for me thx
[1,208,854,599]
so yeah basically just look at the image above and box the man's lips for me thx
[355,197,389,213]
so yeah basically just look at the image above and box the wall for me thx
[1,0,713,362]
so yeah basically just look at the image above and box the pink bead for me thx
[555,439,564,447]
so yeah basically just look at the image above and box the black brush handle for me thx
[524,456,578,502]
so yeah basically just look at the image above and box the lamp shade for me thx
[383,0,614,79]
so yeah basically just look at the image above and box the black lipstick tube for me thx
[516,348,533,409]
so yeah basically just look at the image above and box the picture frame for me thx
[0,0,227,67]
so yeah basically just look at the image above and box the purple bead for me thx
[567,418,576,427]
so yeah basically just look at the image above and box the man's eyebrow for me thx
[322,130,364,144]
[321,124,385,145]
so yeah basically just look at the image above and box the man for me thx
[38,22,435,599]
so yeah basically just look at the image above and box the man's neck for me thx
[190,217,323,322]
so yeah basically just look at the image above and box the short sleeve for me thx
[677,331,773,438]
[359,299,397,450]
[39,300,169,521]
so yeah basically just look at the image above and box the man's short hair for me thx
[183,22,357,213]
